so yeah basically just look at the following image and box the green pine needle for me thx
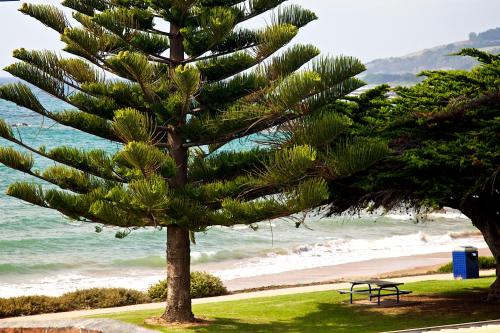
[112,108,155,143]
[0,119,14,140]
[327,139,390,178]
[6,182,46,207]
[261,145,317,185]
[114,142,176,178]
[19,3,69,34]
[0,147,34,173]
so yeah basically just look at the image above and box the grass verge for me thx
[97,276,500,333]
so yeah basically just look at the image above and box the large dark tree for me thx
[0,0,386,322]
[326,49,500,301]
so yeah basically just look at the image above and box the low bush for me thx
[0,288,150,318]
[0,295,62,318]
[437,262,453,273]
[478,256,497,270]
[437,256,497,273]
[148,271,228,301]
[59,288,150,310]
[191,271,228,299]
[147,279,168,301]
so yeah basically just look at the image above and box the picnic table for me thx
[338,280,412,305]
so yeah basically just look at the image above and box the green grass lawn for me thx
[99,277,500,333]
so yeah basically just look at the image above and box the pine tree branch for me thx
[0,81,119,143]
[148,54,176,65]
[185,75,364,147]
[10,53,160,133]
[61,27,145,84]
[182,43,257,64]
[5,136,126,183]
[238,1,287,25]
[12,167,93,196]
[149,28,175,38]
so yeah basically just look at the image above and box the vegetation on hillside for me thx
[364,27,500,84]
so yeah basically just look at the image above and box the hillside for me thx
[363,27,500,84]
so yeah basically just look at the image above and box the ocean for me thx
[0,78,486,298]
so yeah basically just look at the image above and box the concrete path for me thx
[0,270,495,324]
[384,319,500,332]
[436,325,500,333]
[0,318,158,333]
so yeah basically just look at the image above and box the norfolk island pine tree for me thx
[0,0,388,322]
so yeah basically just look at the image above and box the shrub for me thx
[0,295,62,318]
[59,288,150,310]
[479,256,497,270]
[147,279,168,301]
[190,271,228,299]
[437,262,453,273]
[437,256,497,273]
[0,288,150,318]
[148,271,228,301]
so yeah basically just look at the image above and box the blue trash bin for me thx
[452,246,479,279]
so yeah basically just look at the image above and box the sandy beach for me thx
[220,248,492,291]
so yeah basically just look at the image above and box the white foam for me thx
[384,213,414,220]
[0,270,166,298]
[357,207,470,222]
[213,232,486,280]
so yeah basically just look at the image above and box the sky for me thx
[0,0,499,75]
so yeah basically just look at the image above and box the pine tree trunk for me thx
[159,22,195,323]
[162,132,193,322]
[462,196,500,303]
[162,224,194,322]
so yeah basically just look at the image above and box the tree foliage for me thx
[327,49,499,215]
[0,0,391,320]
[0,0,385,234]
[325,49,500,301]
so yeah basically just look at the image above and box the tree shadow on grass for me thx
[188,303,389,333]
[184,292,500,333]
[437,286,489,297]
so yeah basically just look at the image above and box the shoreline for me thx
[222,248,492,291]
[0,247,490,298]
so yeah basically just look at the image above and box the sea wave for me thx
[0,262,81,275]
[0,271,166,298]
[191,247,288,264]
[368,208,470,222]
[111,256,165,268]
[212,231,486,280]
